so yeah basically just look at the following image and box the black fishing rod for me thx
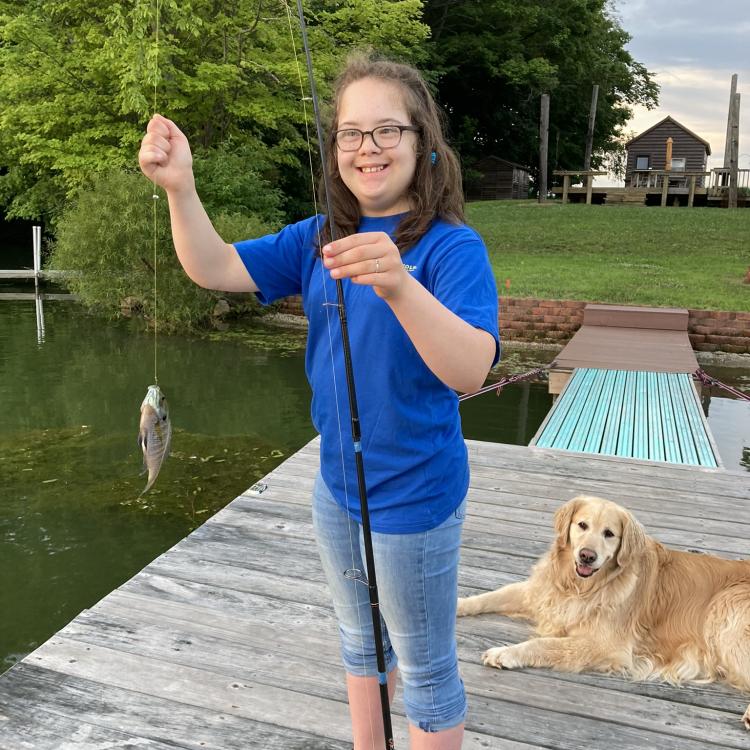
[294,2,395,747]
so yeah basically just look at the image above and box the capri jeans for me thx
[311,472,467,733]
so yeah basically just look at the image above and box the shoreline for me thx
[261,311,750,370]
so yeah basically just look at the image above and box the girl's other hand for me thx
[138,114,195,195]
[322,232,409,301]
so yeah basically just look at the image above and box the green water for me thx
[1,296,748,673]
[0,298,316,670]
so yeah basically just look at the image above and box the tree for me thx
[422,0,658,189]
[0,0,428,224]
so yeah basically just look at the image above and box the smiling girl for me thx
[139,53,499,750]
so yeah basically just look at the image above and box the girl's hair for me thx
[318,51,464,252]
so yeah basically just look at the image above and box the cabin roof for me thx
[625,116,712,155]
[475,155,531,171]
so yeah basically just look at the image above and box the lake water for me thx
[1,291,748,674]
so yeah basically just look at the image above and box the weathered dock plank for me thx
[1,437,748,749]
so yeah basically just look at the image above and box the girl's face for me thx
[335,77,418,217]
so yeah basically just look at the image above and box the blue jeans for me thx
[311,472,467,732]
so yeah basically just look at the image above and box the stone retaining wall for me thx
[276,295,750,354]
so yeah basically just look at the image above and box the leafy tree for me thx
[50,170,277,330]
[422,0,659,189]
[0,0,428,224]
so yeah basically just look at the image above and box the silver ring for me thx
[375,258,380,274]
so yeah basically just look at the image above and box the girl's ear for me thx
[553,497,583,550]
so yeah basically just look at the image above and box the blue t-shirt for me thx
[235,214,499,533]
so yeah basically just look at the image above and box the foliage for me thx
[468,201,750,311]
[49,170,278,329]
[598,129,637,181]
[0,0,428,224]
[423,0,659,189]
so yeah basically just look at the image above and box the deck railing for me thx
[630,169,710,189]
[552,170,608,204]
[629,170,710,206]
[708,167,750,196]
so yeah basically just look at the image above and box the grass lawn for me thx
[467,201,750,311]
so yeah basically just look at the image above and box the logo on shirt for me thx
[403,264,418,273]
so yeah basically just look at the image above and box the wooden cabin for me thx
[465,156,530,200]
[625,116,711,187]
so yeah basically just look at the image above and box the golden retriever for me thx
[457,495,750,729]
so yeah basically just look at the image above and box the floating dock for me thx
[533,368,719,467]
[539,304,721,468]
[1,437,748,749]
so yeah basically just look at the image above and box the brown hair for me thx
[318,52,464,252]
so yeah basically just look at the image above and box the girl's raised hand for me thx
[138,114,194,194]
[322,232,409,301]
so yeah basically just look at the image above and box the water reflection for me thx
[34,286,45,345]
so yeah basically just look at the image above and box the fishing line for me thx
[281,2,356,572]
[151,0,161,385]
[282,3,392,746]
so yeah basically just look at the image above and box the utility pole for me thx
[583,84,599,193]
[724,74,738,171]
[729,92,740,209]
[539,93,550,202]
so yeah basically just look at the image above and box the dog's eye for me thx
[577,521,588,530]
[603,529,615,538]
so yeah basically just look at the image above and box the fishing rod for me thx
[293,2,395,747]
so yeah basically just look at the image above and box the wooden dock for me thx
[1,437,749,749]
[0,270,69,280]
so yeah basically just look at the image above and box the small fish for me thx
[138,384,172,494]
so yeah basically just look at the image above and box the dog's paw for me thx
[456,597,472,617]
[742,704,750,731]
[481,646,517,670]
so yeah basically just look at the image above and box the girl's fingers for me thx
[146,115,170,137]
[322,231,384,257]
[139,146,167,166]
[328,257,387,280]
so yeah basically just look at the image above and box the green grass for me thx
[467,201,750,311]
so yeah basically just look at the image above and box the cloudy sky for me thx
[614,0,749,171]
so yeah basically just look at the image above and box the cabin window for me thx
[635,155,649,170]
[670,157,686,171]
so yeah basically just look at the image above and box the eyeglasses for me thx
[334,124,421,152]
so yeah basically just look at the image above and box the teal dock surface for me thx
[1,438,748,749]
[533,368,719,467]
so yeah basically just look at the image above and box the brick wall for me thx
[500,297,586,343]
[688,310,750,354]
[277,295,750,354]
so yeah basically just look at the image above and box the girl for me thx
[139,53,499,750]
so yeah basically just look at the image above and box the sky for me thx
[606,0,749,179]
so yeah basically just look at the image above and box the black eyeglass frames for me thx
[334,124,421,152]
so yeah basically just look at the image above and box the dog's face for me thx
[554,496,645,579]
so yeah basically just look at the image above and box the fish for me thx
[138,384,172,494]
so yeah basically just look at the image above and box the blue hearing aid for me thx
[430,150,438,165]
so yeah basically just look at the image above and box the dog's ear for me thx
[553,497,583,549]
[616,510,647,568]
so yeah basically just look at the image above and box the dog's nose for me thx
[579,548,597,565]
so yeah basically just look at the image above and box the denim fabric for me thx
[312,472,467,732]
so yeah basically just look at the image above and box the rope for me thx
[459,366,749,405]
[694,368,750,401]
[458,367,546,402]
